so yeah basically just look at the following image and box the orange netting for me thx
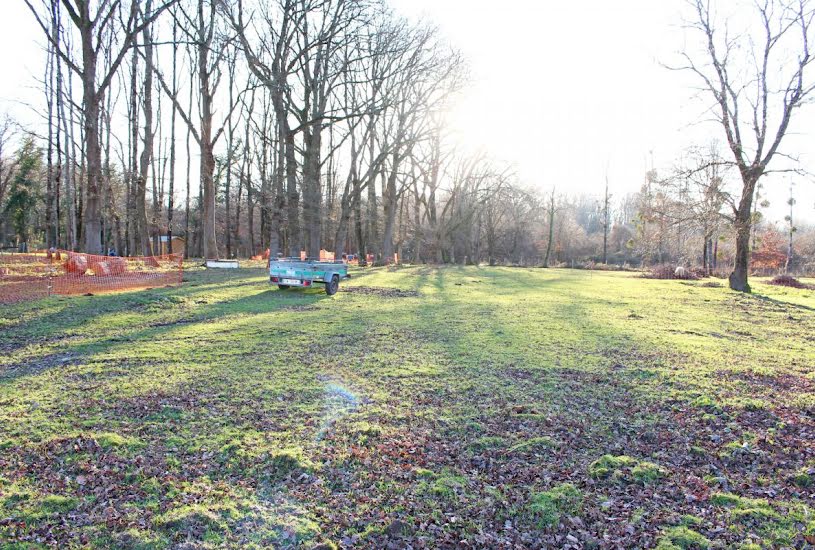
[0,250,183,304]
[0,252,53,303]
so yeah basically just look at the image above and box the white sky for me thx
[388,0,815,224]
[1,0,814,224]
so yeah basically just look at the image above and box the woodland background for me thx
[1,0,814,275]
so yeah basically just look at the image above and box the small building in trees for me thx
[156,236,185,256]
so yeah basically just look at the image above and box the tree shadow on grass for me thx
[749,291,815,313]
[6,266,813,548]
[0,274,330,383]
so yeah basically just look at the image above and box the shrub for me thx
[767,274,813,289]
[645,265,699,280]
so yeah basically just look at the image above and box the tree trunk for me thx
[66,69,78,250]
[135,1,155,256]
[412,179,421,263]
[713,238,718,270]
[285,129,299,256]
[200,143,217,258]
[74,4,105,254]
[730,216,751,292]
[268,107,286,258]
[303,123,323,259]
[126,44,136,255]
[543,192,555,268]
[59,55,76,250]
[353,174,365,256]
[729,176,758,292]
[702,234,709,274]
[334,141,357,258]
[198,0,217,259]
[258,107,270,252]
[246,177,255,255]
[167,13,177,255]
[45,37,56,249]
[602,177,609,264]
[367,169,379,257]
[82,89,103,252]
[184,76,192,258]
[381,153,400,261]
[224,55,235,258]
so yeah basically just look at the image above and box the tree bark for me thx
[544,195,556,268]
[197,0,218,259]
[45,38,56,249]
[381,152,401,260]
[135,0,155,256]
[285,129,299,256]
[729,176,758,292]
[167,12,177,255]
[302,123,323,258]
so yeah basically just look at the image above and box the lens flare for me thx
[316,382,359,440]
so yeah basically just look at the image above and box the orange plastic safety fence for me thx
[0,252,53,304]
[0,250,183,304]
[52,250,183,296]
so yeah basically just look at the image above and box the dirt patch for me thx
[340,286,419,298]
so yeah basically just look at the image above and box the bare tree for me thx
[673,0,815,291]
[377,23,465,260]
[226,0,301,257]
[663,144,730,273]
[134,0,156,256]
[152,0,238,259]
[167,11,178,255]
[25,0,178,253]
[602,174,611,264]
[543,187,559,268]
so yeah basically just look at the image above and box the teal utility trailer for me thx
[269,258,349,295]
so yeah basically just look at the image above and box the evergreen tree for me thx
[4,137,42,250]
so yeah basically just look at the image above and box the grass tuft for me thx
[94,431,144,451]
[589,454,666,485]
[527,482,583,528]
[656,526,711,549]
[507,436,557,454]
[468,435,506,452]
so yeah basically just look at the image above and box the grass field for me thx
[1,266,814,549]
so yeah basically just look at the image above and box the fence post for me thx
[48,252,53,297]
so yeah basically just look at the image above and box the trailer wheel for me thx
[325,275,339,296]
[278,284,290,290]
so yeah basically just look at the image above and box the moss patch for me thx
[589,454,667,485]
[656,526,711,549]
[527,482,583,527]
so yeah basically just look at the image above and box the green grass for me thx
[527,482,583,527]
[1,266,813,547]
[588,454,667,485]
[656,525,711,549]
